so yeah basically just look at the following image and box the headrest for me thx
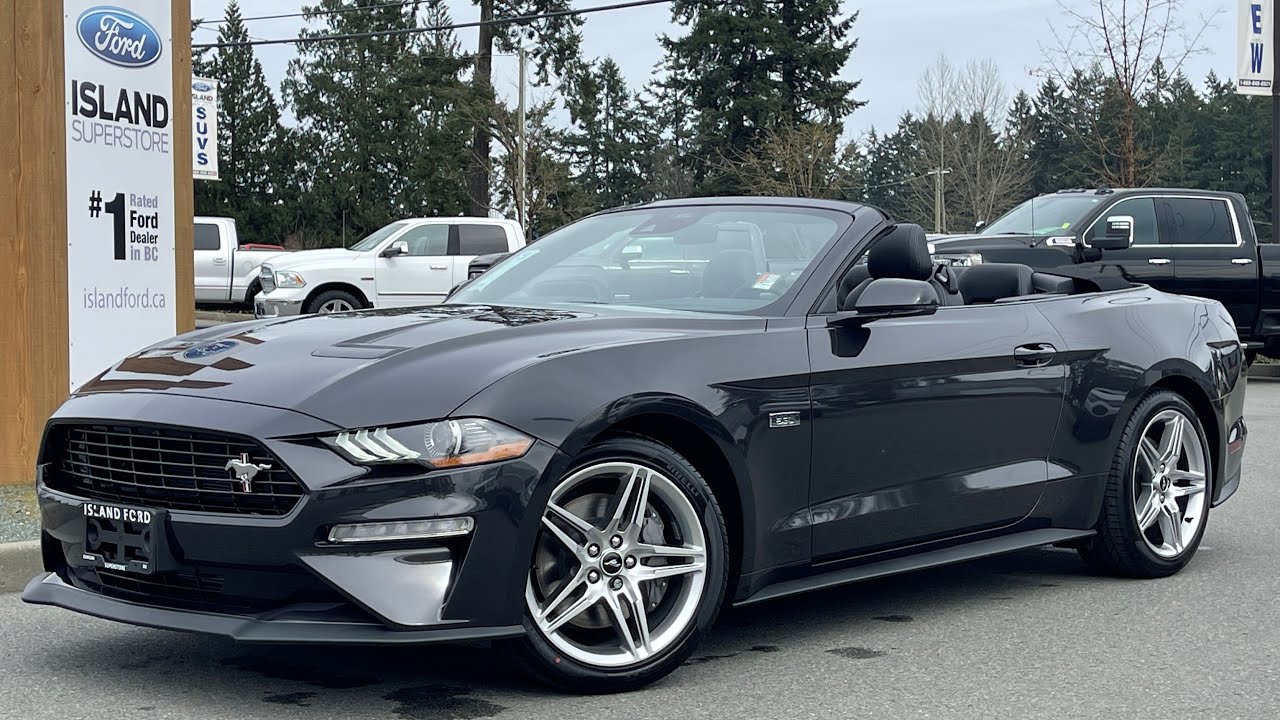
[958,263,1036,304]
[867,224,933,281]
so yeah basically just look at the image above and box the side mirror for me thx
[380,240,409,258]
[621,244,643,260]
[828,278,940,328]
[1092,215,1134,251]
[974,220,987,232]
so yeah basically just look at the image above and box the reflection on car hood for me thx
[78,304,762,429]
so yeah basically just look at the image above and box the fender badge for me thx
[769,412,801,429]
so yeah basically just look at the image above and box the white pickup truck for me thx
[194,216,291,308]
[254,217,525,317]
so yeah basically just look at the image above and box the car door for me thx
[193,221,230,302]
[374,223,452,307]
[1165,196,1258,336]
[455,223,513,288]
[1078,196,1176,289]
[806,300,1068,558]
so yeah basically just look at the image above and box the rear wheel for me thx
[514,436,728,693]
[1078,391,1211,578]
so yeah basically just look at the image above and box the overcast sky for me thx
[190,0,1239,135]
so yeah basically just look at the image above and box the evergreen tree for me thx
[193,1,288,243]
[283,0,472,246]
[564,58,648,210]
[660,0,863,193]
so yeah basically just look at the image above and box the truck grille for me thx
[44,423,304,516]
[260,265,276,293]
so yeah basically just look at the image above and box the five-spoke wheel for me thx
[516,437,727,692]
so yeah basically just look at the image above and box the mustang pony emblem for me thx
[224,453,271,492]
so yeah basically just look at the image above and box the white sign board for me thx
[64,1,176,391]
[1239,0,1275,95]
[192,77,219,180]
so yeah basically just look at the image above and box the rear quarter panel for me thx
[1031,288,1241,525]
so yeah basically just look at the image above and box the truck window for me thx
[397,224,449,256]
[1163,198,1237,246]
[457,224,510,255]
[1084,197,1159,246]
[194,223,220,251]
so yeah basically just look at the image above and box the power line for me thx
[195,0,419,27]
[192,0,675,50]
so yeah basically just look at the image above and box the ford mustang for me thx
[23,198,1248,692]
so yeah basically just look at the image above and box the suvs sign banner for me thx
[1238,0,1275,96]
[192,77,219,180]
[64,1,177,391]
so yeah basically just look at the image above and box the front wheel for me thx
[514,436,729,693]
[1078,391,1212,578]
[304,289,361,314]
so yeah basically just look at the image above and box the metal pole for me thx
[517,46,527,235]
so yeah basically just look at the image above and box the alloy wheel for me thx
[525,461,708,669]
[319,299,354,313]
[1132,409,1208,558]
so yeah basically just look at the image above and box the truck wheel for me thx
[305,290,361,314]
[243,281,262,310]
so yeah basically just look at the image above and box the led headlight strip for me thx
[324,418,533,469]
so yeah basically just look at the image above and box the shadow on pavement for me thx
[34,545,1099,714]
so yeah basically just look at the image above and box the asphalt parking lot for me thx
[2,383,1278,720]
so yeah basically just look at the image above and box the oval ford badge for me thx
[76,6,163,68]
[192,80,213,92]
[182,339,239,360]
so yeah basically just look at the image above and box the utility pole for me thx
[517,46,527,236]
[927,168,951,234]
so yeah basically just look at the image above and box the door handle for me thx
[1014,343,1057,367]
[1231,258,1254,265]
[430,264,449,270]
[1147,258,1171,265]
[212,257,226,265]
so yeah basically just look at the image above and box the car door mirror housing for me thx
[829,278,940,327]
[1092,215,1134,251]
[380,240,409,258]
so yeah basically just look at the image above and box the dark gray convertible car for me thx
[24,198,1247,692]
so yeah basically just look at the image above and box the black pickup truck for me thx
[929,188,1280,358]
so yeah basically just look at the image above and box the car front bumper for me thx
[254,293,305,318]
[23,391,563,645]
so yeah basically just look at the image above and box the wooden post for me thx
[0,1,193,485]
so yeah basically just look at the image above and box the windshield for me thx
[980,195,1105,236]
[349,221,409,252]
[450,206,849,313]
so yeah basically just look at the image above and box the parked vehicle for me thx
[194,216,291,308]
[24,198,1247,693]
[254,217,525,317]
[928,188,1280,358]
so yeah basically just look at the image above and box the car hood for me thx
[265,247,364,271]
[77,304,762,430]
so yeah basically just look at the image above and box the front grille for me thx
[81,567,228,608]
[45,423,304,516]
[260,265,276,293]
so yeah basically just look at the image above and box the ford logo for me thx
[182,339,238,360]
[192,81,213,92]
[76,6,163,68]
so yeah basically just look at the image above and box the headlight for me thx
[322,419,534,468]
[275,270,307,288]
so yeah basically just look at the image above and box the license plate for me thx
[81,502,164,574]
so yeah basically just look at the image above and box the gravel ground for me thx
[0,485,38,544]
[1,382,1278,719]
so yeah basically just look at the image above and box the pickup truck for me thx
[928,188,1280,358]
[255,217,525,317]
[194,216,291,308]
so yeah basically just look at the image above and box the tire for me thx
[1078,390,1212,578]
[243,281,262,311]
[304,289,361,315]
[513,435,730,693]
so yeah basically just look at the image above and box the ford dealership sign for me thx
[76,6,162,68]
